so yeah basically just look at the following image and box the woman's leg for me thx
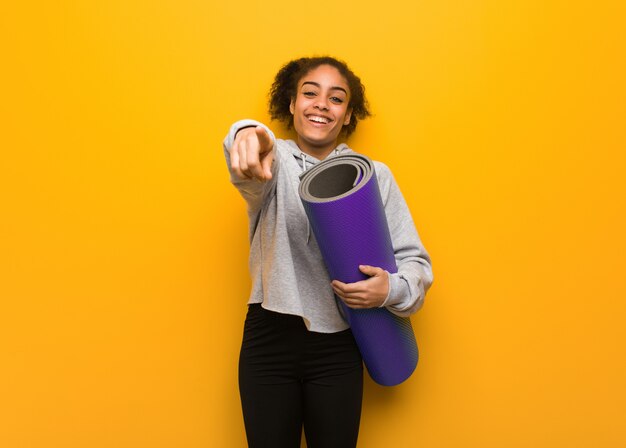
[302,329,363,448]
[238,304,304,448]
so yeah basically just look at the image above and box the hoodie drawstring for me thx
[301,152,307,172]
[300,152,312,244]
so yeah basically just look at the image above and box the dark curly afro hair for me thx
[268,56,371,137]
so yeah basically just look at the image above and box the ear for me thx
[343,107,353,126]
[289,97,295,115]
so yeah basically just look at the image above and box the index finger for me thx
[255,126,273,152]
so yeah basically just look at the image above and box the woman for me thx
[223,56,433,448]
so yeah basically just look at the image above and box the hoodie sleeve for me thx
[375,162,433,316]
[223,119,280,218]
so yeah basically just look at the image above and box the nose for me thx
[314,97,329,111]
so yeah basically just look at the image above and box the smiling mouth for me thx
[307,115,332,124]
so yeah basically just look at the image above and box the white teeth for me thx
[308,115,330,124]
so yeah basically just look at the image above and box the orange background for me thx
[2,1,625,447]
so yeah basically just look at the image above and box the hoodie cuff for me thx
[224,119,276,150]
[380,271,409,308]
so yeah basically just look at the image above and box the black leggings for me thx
[239,304,363,448]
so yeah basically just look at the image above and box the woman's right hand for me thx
[229,126,275,181]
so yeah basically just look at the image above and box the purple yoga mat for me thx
[299,154,418,386]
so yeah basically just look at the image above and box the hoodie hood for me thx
[285,140,353,173]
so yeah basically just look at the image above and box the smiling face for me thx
[289,64,353,158]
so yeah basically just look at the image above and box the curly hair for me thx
[268,56,371,137]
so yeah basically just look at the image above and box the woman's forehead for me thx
[298,65,350,91]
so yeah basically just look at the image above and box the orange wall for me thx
[2,1,625,447]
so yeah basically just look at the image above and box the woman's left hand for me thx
[331,265,389,309]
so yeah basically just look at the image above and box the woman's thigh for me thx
[302,329,363,448]
[238,304,304,448]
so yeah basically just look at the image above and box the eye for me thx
[330,97,344,104]
[303,91,316,97]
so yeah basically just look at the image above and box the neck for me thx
[296,137,338,160]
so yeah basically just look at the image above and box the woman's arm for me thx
[377,162,433,316]
[223,119,279,213]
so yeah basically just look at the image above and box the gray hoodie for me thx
[223,119,433,333]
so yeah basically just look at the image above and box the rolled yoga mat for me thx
[299,154,418,386]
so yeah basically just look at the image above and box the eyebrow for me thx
[301,81,348,95]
